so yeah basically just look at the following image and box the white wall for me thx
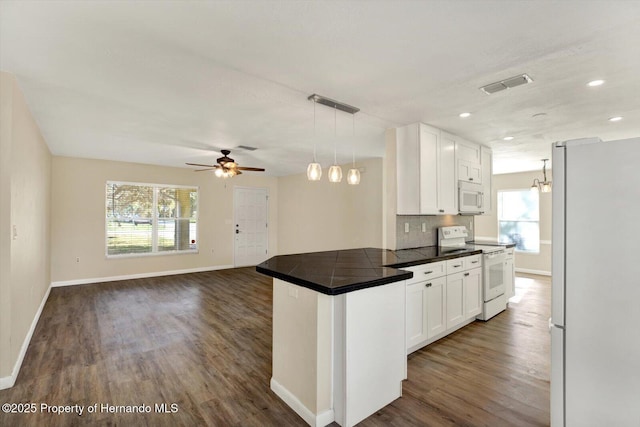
[277,158,383,255]
[0,72,52,385]
[475,170,553,275]
[50,157,279,284]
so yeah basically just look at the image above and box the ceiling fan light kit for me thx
[307,93,360,185]
[186,149,265,178]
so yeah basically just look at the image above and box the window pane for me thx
[106,183,153,255]
[107,218,153,255]
[498,189,540,253]
[499,220,540,252]
[499,190,539,221]
[157,187,197,219]
[106,184,153,220]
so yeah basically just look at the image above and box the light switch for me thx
[422,223,426,232]
[12,225,17,240]
[404,223,410,233]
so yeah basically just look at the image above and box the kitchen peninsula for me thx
[256,246,483,427]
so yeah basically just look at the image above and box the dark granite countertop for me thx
[256,246,483,296]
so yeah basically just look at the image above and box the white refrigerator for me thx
[550,137,640,426]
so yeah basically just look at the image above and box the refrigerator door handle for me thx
[549,318,565,333]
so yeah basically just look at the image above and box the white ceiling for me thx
[1,1,639,175]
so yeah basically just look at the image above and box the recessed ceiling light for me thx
[608,116,623,122]
[503,136,514,141]
[459,112,471,118]
[587,79,605,87]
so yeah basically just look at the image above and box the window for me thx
[106,182,198,257]
[497,189,539,253]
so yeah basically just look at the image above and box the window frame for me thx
[105,180,199,259]
[497,188,540,254]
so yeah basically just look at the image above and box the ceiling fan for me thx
[186,149,265,178]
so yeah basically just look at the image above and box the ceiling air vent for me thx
[480,74,533,95]
[236,145,258,151]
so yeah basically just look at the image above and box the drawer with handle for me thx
[403,261,446,285]
[446,254,481,274]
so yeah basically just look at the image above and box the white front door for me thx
[234,187,269,267]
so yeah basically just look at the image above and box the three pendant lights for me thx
[306,94,360,185]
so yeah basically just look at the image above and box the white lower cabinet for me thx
[463,267,482,319]
[426,278,446,339]
[446,272,465,329]
[406,255,483,353]
[406,276,446,350]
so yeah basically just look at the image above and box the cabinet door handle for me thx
[471,261,479,264]
[464,272,470,277]
[469,177,474,181]
[424,271,433,275]
[439,209,444,213]
[453,264,461,268]
[425,283,432,287]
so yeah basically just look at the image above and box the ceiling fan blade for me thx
[186,162,217,168]
[194,168,216,172]
[237,167,265,172]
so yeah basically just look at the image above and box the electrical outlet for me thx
[288,286,299,299]
[404,223,410,233]
[76,257,80,263]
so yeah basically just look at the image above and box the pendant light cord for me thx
[334,105,337,164]
[313,99,317,162]
[352,113,356,167]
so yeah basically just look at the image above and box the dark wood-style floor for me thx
[0,269,550,426]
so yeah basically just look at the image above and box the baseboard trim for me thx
[270,378,334,427]
[516,268,551,277]
[50,264,235,287]
[0,284,51,390]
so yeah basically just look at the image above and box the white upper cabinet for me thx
[438,132,457,214]
[419,124,439,214]
[396,123,421,215]
[455,138,481,163]
[456,138,482,184]
[396,123,456,215]
[481,146,493,216]
[396,123,492,216]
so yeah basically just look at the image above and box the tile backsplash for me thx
[395,215,474,249]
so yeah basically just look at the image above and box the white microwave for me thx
[458,181,484,214]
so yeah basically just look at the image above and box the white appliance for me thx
[458,181,484,214]
[438,226,506,320]
[476,248,507,320]
[550,137,640,426]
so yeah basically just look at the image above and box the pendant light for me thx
[347,113,360,185]
[306,98,322,181]
[531,159,552,193]
[328,105,342,183]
